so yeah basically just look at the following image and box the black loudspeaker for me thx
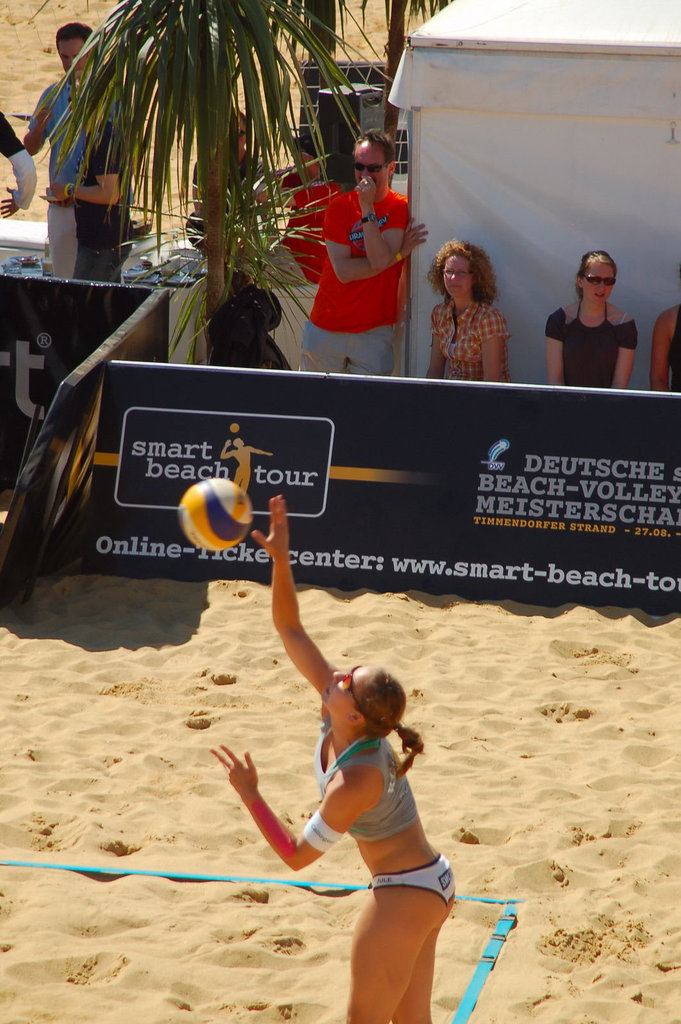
[318,84,384,185]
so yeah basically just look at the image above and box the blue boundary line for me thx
[0,859,519,904]
[0,859,358,891]
[451,901,519,1024]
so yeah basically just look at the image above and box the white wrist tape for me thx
[303,810,343,851]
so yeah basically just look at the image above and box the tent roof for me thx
[410,0,681,54]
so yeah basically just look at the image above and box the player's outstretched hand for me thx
[210,744,259,802]
[251,494,290,561]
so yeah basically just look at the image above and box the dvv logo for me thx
[482,438,510,471]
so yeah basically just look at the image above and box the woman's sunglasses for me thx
[583,274,616,287]
[339,667,360,699]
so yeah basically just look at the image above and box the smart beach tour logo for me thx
[114,407,334,517]
[482,438,510,471]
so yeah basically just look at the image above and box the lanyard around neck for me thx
[329,736,380,774]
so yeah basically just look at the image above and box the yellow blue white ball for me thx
[178,478,253,550]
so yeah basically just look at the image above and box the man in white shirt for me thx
[23,22,91,278]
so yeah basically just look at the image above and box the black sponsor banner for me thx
[0,367,104,606]
[85,363,681,614]
[0,277,158,488]
[0,291,169,607]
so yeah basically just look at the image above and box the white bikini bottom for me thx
[371,854,455,905]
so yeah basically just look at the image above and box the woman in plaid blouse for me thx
[426,239,511,382]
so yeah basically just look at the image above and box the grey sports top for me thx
[313,717,419,841]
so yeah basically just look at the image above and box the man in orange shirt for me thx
[301,129,427,376]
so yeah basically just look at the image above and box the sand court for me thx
[1,570,680,1022]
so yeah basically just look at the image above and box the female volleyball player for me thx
[211,494,454,1024]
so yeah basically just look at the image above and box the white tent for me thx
[391,0,681,387]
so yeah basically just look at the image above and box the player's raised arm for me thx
[252,495,334,693]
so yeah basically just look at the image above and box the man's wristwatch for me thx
[361,212,377,224]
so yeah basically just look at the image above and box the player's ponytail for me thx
[393,722,424,776]
[355,667,424,774]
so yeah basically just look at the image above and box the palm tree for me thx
[304,0,450,140]
[58,0,356,320]
[378,0,449,140]
[303,0,450,140]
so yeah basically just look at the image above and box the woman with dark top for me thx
[211,495,454,1024]
[650,267,681,391]
[545,249,637,388]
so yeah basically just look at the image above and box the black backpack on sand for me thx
[207,284,290,370]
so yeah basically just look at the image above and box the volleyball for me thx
[178,479,253,550]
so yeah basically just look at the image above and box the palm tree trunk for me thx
[383,0,408,141]
[203,148,226,319]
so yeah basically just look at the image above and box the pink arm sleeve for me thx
[250,798,297,858]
